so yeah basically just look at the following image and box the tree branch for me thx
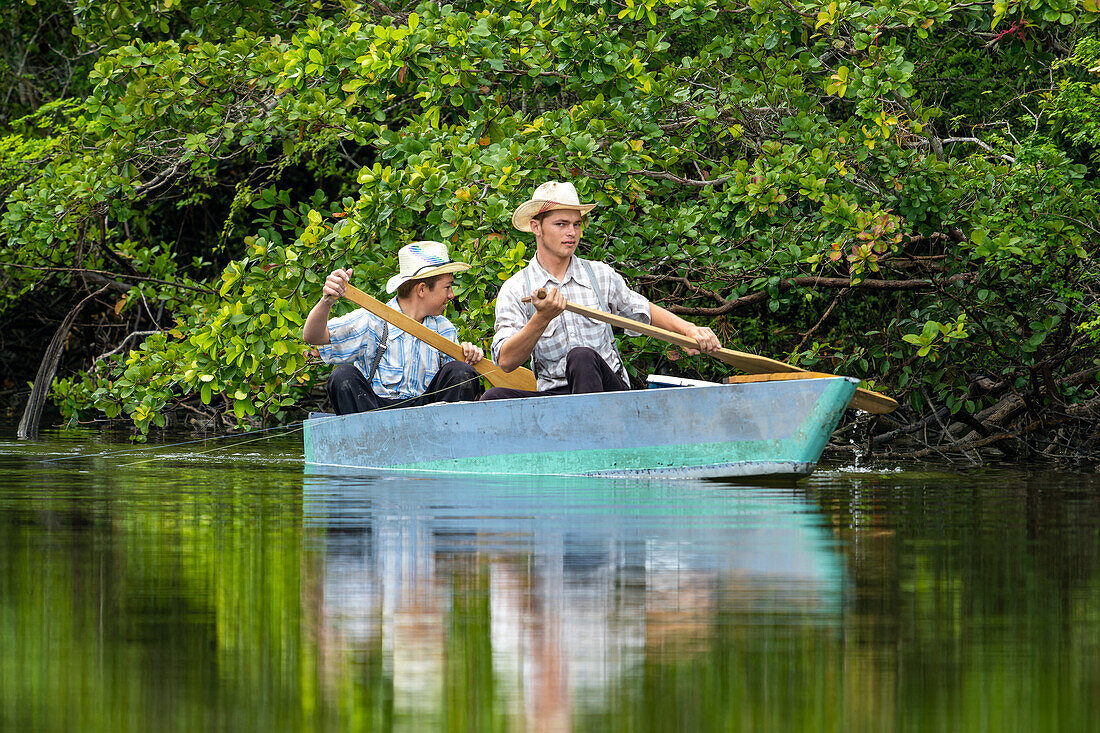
[795,287,850,353]
[640,273,980,316]
[942,136,1016,164]
[0,263,216,294]
[91,330,161,369]
[18,286,110,440]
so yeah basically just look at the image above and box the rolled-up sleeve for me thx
[316,309,377,364]
[491,277,528,364]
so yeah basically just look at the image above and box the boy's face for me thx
[531,209,584,261]
[419,274,456,316]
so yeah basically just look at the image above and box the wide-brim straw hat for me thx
[511,181,598,232]
[385,240,470,293]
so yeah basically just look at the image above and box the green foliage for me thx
[2,0,1100,434]
[1049,34,1100,158]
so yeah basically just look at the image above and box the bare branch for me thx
[942,136,1016,164]
[0,263,217,294]
[642,273,981,316]
[91,330,161,368]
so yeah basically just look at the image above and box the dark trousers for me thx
[480,347,629,401]
[326,361,483,415]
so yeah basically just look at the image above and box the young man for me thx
[483,181,720,400]
[304,240,484,414]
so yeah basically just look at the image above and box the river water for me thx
[1,426,1097,732]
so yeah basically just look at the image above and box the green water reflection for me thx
[0,432,1097,732]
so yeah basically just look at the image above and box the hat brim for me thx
[511,200,598,233]
[385,261,470,293]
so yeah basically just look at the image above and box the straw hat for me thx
[385,240,470,293]
[511,181,598,232]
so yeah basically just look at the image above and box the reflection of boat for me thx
[303,474,844,588]
[303,378,858,479]
[302,473,845,723]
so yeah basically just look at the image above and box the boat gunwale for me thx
[304,376,860,422]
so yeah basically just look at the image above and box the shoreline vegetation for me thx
[2,1,1099,464]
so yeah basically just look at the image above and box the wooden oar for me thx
[524,290,898,414]
[343,284,537,391]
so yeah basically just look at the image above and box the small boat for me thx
[303,375,858,479]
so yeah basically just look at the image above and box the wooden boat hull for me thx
[303,377,858,479]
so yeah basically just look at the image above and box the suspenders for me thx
[367,321,388,384]
[579,258,608,311]
[522,268,538,380]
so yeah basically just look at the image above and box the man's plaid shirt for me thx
[492,255,651,391]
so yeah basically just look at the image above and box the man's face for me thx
[531,209,584,260]
[420,274,456,316]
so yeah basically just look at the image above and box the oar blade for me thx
[711,349,896,413]
[475,363,536,391]
[846,389,898,414]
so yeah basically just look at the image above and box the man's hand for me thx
[498,288,562,373]
[460,342,484,365]
[682,324,720,355]
[648,304,721,357]
[322,268,353,302]
[305,268,353,345]
[531,286,566,322]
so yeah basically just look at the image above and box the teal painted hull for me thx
[303,377,858,479]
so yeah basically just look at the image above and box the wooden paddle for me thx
[524,289,898,414]
[343,284,537,391]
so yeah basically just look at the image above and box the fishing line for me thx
[38,417,317,464]
[40,371,487,467]
[119,371,486,467]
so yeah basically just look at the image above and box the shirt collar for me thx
[382,297,430,338]
[527,255,591,290]
[388,297,424,320]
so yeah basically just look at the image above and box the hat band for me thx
[409,260,451,278]
[536,200,587,214]
[537,201,558,214]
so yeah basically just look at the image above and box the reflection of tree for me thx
[0,454,316,730]
[807,475,1100,729]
